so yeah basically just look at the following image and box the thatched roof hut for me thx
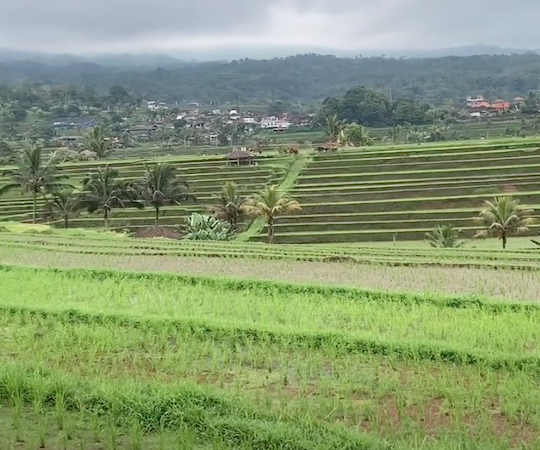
[226,149,257,165]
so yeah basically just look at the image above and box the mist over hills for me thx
[0,44,537,67]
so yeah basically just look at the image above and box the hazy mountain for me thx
[0,45,537,68]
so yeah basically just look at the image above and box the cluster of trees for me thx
[319,87,432,128]
[0,146,301,243]
[2,54,540,104]
[426,196,535,249]
[0,84,143,146]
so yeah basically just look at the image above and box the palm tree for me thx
[0,145,67,223]
[321,115,346,143]
[44,188,81,229]
[245,185,301,244]
[135,163,193,227]
[81,166,140,229]
[474,196,535,249]
[207,181,248,230]
[425,225,464,248]
[83,126,111,159]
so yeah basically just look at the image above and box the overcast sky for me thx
[1,1,539,55]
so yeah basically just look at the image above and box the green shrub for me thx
[183,213,234,241]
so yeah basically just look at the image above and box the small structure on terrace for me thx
[316,142,339,152]
[226,148,257,166]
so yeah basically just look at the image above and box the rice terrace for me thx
[3,135,540,450]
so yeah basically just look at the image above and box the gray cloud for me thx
[1,0,540,55]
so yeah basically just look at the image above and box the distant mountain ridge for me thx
[0,44,537,68]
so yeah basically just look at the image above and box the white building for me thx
[260,116,278,129]
[260,116,291,130]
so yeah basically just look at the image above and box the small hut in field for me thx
[226,148,257,166]
[316,141,339,152]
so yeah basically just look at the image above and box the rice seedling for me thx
[38,421,47,448]
[129,420,143,450]
[11,395,23,442]
[1,235,540,301]
[1,250,540,448]
[105,423,121,450]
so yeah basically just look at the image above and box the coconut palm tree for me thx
[207,181,248,230]
[425,225,464,248]
[81,165,140,229]
[245,185,301,244]
[43,188,82,229]
[474,196,535,249]
[0,145,67,223]
[83,126,111,159]
[135,163,193,227]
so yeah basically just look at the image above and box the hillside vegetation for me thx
[2,53,540,103]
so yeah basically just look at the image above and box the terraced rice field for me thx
[0,154,291,230]
[0,229,539,300]
[0,227,539,447]
[3,137,540,244]
[1,260,540,449]
[269,139,540,243]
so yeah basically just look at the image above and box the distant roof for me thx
[226,150,256,160]
[127,125,158,131]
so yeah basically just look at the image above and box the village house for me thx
[125,124,159,140]
[513,97,526,109]
[466,95,490,109]
[53,116,97,130]
[467,95,511,115]
[491,99,511,112]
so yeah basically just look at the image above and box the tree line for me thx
[0,145,300,243]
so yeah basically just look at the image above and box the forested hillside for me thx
[1,53,540,104]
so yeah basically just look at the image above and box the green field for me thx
[2,132,540,448]
[0,226,538,448]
